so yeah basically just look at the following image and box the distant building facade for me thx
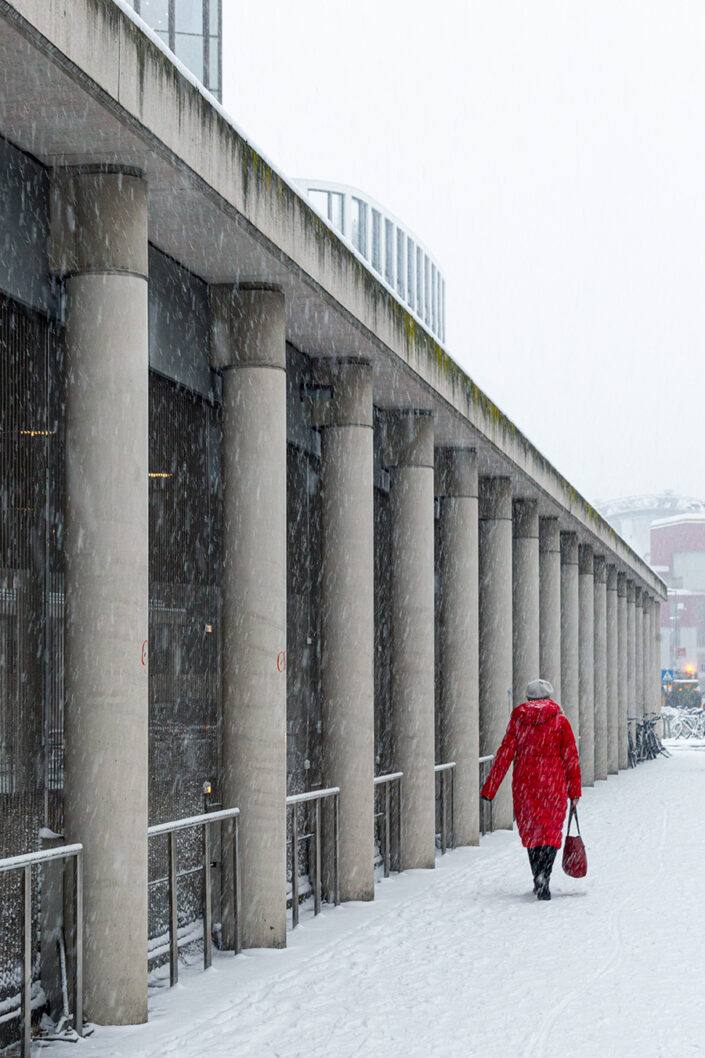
[296,180,446,344]
[596,493,705,564]
[650,516,705,688]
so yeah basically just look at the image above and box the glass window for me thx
[424,256,431,324]
[416,246,423,315]
[427,263,434,330]
[208,37,219,93]
[385,219,394,285]
[175,0,203,34]
[329,193,344,233]
[140,0,169,31]
[407,238,415,310]
[371,210,382,272]
[308,190,329,217]
[396,229,405,299]
[209,0,220,34]
[351,198,367,256]
[174,33,204,80]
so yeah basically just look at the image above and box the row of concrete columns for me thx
[56,169,663,1025]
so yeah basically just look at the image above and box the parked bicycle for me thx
[628,713,670,765]
[670,708,705,740]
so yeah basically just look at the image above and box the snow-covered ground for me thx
[41,746,705,1058]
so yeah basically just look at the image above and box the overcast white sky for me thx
[222,1,704,506]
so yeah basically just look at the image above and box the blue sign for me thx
[662,669,674,682]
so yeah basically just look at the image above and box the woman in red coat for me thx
[481,678,581,900]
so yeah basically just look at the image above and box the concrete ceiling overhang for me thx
[0,0,666,597]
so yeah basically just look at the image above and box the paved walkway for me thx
[43,745,705,1058]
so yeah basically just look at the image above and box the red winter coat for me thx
[480,699,581,849]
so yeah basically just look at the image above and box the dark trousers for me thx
[527,845,557,886]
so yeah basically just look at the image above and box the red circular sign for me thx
[277,651,287,673]
[141,640,148,667]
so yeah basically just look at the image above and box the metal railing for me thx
[434,762,456,854]
[479,755,495,835]
[147,806,241,985]
[286,787,340,928]
[373,771,403,877]
[0,843,83,1058]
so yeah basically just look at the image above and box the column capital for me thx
[579,543,594,576]
[593,554,607,583]
[627,581,635,603]
[539,516,560,553]
[560,530,578,565]
[383,410,434,468]
[435,447,477,498]
[607,564,618,591]
[479,476,511,521]
[311,358,373,429]
[512,498,538,539]
[634,585,643,606]
[210,285,286,370]
[617,572,627,597]
[50,166,148,278]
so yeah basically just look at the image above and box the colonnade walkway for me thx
[45,750,703,1058]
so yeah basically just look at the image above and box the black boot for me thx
[529,846,557,900]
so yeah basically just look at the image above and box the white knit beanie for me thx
[526,679,554,700]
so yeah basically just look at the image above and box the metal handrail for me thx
[434,762,456,854]
[286,787,340,928]
[479,754,495,835]
[0,843,83,1058]
[373,771,403,877]
[147,806,241,985]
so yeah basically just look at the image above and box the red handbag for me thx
[562,804,588,877]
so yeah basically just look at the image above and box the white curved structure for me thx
[296,180,446,344]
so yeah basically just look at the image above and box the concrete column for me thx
[642,597,653,717]
[606,565,619,774]
[512,500,539,709]
[55,168,149,1024]
[627,581,637,745]
[479,477,513,830]
[436,448,479,847]
[317,360,375,900]
[539,517,561,699]
[617,574,629,768]
[560,532,580,739]
[578,544,595,786]
[387,411,435,869]
[635,588,644,716]
[652,598,663,735]
[211,285,287,948]
[593,555,608,781]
